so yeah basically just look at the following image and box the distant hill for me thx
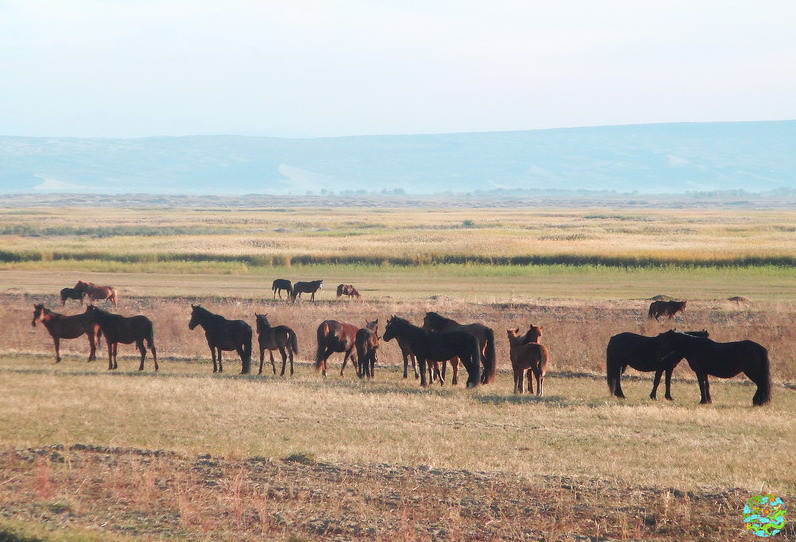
[1,121,794,194]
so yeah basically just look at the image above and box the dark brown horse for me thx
[315,319,364,376]
[395,335,441,382]
[291,280,323,301]
[648,300,687,321]
[507,328,549,395]
[189,305,252,374]
[356,320,380,379]
[422,311,496,384]
[75,280,118,307]
[255,313,298,376]
[521,324,543,344]
[32,304,102,363]
[272,279,292,299]
[383,316,481,388]
[656,330,771,406]
[607,330,709,401]
[60,287,84,305]
[85,305,157,371]
[336,284,361,298]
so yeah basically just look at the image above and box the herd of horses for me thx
[31,283,772,406]
[271,279,362,301]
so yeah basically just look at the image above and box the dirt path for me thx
[2,444,784,541]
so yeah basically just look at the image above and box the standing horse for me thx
[422,311,496,384]
[32,304,102,363]
[507,328,549,395]
[607,330,709,401]
[85,305,157,371]
[255,313,298,376]
[356,320,380,379]
[315,319,361,377]
[383,316,481,388]
[60,287,84,306]
[656,330,771,406]
[75,280,118,307]
[291,280,323,301]
[272,279,292,299]
[648,300,687,321]
[189,305,252,374]
[336,284,361,298]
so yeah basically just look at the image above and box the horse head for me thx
[31,304,46,327]
[383,316,398,342]
[366,319,378,331]
[188,304,204,330]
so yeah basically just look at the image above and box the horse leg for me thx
[137,339,146,371]
[696,372,708,404]
[402,351,409,379]
[703,375,712,404]
[451,357,460,386]
[279,347,288,376]
[538,373,544,397]
[664,368,674,401]
[211,347,218,373]
[87,331,97,362]
[527,369,533,395]
[651,370,663,400]
[340,350,351,376]
[270,351,277,375]
[218,349,223,373]
[513,367,520,394]
[418,358,428,387]
[258,346,265,375]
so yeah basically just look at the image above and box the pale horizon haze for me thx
[1,0,795,138]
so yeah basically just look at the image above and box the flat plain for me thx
[0,202,794,541]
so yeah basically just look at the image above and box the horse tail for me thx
[754,345,772,406]
[315,323,328,370]
[242,327,253,374]
[289,329,299,355]
[483,327,497,384]
[606,340,620,396]
[472,336,482,386]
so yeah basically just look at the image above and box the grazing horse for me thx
[189,305,252,374]
[422,311,496,385]
[32,304,102,363]
[656,330,771,406]
[507,328,549,395]
[336,284,361,298]
[75,280,118,307]
[60,287,84,306]
[648,300,687,321]
[356,320,380,379]
[383,315,481,388]
[607,330,709,401]
[272,279,292,299]
[291,279,323,301]
[255,313,298,376]
[315,319,365,377]
[85,305,157,371]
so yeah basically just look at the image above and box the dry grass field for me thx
[1,204,795,541]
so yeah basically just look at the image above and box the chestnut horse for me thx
[356,320,380,379]
[336,284,361,298]
[75,280,118,307]
[60,287,84,305]
[85,305,157,371]
[383,315,481,388]
[648,300,686,321]
[507,328,549,395]
[422,312,496,384]
[315,319,375,377]
[189,305,252,374]
[255,313,298,376]
[656,330,771,406]
[291,280,323,301]
[607,329,708,401]
[32,304,102,363]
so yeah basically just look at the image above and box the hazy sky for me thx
[1,0,794,138]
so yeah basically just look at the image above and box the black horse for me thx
[255,313,298,376]
[60,287,84,305]
[423,311,496,384]
[85,305,157,371]
[272,279,292,299]
[189,305,252,374]
[656,330,771,406]
[291,280,323,301]
[356,320,379,379]
[607,330,708,401]
[383,315,481,388]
